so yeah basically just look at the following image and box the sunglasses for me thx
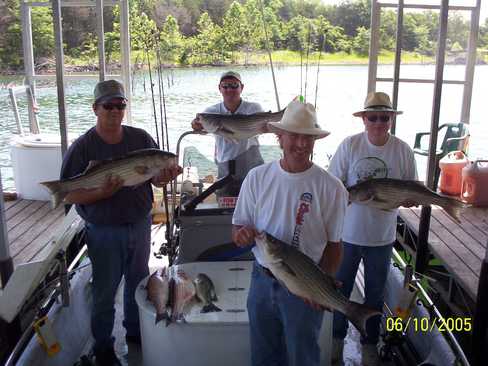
[220,83,240,90]
[365,114,391,123]
[101,103,127,111]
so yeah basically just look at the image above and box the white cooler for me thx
[10,134,66,201]
[135,261,253,366]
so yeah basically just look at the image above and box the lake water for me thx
[1,64,487,191]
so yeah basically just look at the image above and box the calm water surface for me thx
[0,64,487,191]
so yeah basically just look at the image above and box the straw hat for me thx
[268,100,330,139]
[352,91,402,117]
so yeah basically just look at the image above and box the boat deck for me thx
[398,205,488,300]
[3,198,65,267]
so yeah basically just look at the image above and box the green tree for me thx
[193,12,225,64]
[352,26,370,55]
[159,15,184,64]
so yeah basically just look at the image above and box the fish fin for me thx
[201,303,222,313]
[84,160,103,173]
[134,165,149,175]
[346,301,382,339]
[210,291,218,302]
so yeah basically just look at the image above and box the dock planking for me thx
[3,198,65,265]
[399,205,488,300]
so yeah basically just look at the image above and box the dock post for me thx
[471,242,488,365]
[415,206,431,274]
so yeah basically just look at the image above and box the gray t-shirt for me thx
[61,125,158,225]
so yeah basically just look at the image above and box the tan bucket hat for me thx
[268,100,330,139]
[353,91,402,117]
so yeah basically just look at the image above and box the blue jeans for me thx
[86,215,151,351]
[332,242,393,344]
[247,263,324,366]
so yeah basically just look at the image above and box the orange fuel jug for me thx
[461,160,488,206]
[438,151,468,195]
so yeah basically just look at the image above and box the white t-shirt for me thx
[204,100,263,163]
[328,132,418,246]
[233,160,348,265]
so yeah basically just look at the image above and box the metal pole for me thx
[472,241,488,366]
[96,0,106,81]
[415,0,449,274]
[460,0,481,124]
[8,88,24,135]
[120,0,132,124]
[0,171,13,287]
[367,0,380,93]
[52,0,69,156]
[390,0,404,135]
[20,2,39,134]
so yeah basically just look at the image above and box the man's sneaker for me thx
[331,338,344,365]
[362,343,381,366]
[94,347,122,366]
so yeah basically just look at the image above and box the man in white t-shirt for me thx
[192,71,264,196]
[232,100,348,366]
[328,92,418,366]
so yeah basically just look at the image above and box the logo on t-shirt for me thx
[291,193,312,248]
[353,157,389,183]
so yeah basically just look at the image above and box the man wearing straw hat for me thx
[232,100,348,366]
[191,71,265,196]
[328,92,417,366]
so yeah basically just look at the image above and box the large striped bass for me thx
[347,178,468,222]
[255,232,381,338]
[197,109,285,142]
[40,148,177,208]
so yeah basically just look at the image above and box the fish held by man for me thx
[193,273,222,313]
[40,148,177,208]
[196,109,285,142]
[254,232,381,338]
[146,267,170,324]
[347,178,468,223]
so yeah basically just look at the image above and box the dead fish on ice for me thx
[194,273,222,313]
[169,269,196,323]
[146,267,170,324]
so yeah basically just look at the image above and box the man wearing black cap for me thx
[60,80,181,365]
[191,71,265,196]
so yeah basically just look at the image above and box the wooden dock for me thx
[3,198,65,266]
[398,205,488,301]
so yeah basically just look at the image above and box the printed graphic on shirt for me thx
[291,193,312,248]
[353,157,389,183]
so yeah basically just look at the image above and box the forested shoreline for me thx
[1,0,487,73]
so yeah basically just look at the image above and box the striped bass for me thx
[40,148,177,208]
[197,109,285,142]
[255,232,381,338]
[347,178,468,222]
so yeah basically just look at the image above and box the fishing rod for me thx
[314,33,326,108]
[303,22,312,103]
[258,0,280,111]
[132,54,139,95]
[145,44,161,148]
[155,42,166,150]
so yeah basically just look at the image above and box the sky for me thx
[320,0,488,23]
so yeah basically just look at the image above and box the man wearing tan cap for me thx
[60,80,181,365]
[328,91,417,366]
[191,71,264,195]
[232,100,348,366]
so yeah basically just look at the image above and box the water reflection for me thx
[0,65,487,191]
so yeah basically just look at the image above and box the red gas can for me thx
[461,160,488,206]
[438,151,468,195]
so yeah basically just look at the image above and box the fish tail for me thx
[201,303,222,313]
[40,180,66,208]
[155,311,169,324]
[346,301,382,338]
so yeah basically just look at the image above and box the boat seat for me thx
[413,122,469,186]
